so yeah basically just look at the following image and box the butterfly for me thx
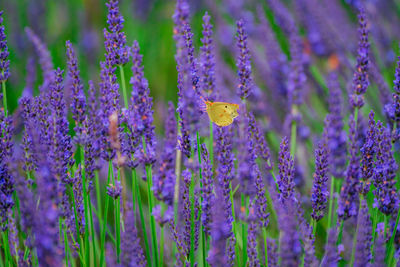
[204,101,239,127]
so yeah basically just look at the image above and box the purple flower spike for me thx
[354,199,372,266]
[66,41,86,142]
[311,141,329,221]
[360,111,376,195]
[106,180,122,199]
[287,32,306,108]
[25,27,54,93]
[371,223,385,266]
[321,227,340,266]
[277,137,296,203]
[236,19,253,100]
[373,122,398,215]
[350,7,369,109]
[129,40,156,166]
[0,11,10,84]
[200,12,216,101]
[200,143,214,236]
[72,165,85,235]
[326,72,347,178]
[20,96,37,173]
[246,201,260,267]
[180,169,191,256]
[104,0,129,66]
[338,116,360,221]
[49,68,74,184]
[153,102,177,206]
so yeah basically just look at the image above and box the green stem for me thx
[100,161,112,267]
[189,172,196,267]
[196,132,207,267]
[95,171,102,222]
[145,164,159,267]
[290,105,298,158]
[262,228,269,267]
[371,207,378,256]
[114,167,121,263]
[2,79,7,117]
[327,176,335,230]
[134,169,151,266]
[118,65,129,109]
[241,193,247,267]
[160,225,164,267]
[387,210,400,263]
[63,222,70,267]
[337,220,344,245]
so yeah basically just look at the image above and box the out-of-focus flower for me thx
[180,169,191,257]
[354,199,372,266]
[350,7,369,109]
[287,31,306,108]
[72,165,85,235]
[66,41,86,143]
[320,227,340,266]
[153,102,176,206]
[121,202,147,267]
[19,96,37,173]
[200,12,216,101]
[246,201,260,267]
[267,238,278,267]
[373,121,398,215]
[106,180,122,199]
[311,141,329,221]
[0,11,10,84]
[200,143,214,236]
[236,19,253,100]
[22,57,36,98]
[325,72,347,178]
[48,69,73,184]
[371,222,385,266]
[360,111,376,195]
[277,137,296,203]
[338,116,360,220]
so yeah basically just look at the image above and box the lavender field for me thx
[1,0,400,266]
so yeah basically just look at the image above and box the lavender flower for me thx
[277,137,296,202]
[48,68,73,184]
[180,169,191,256]
[321,228,340,266]
[200,143,214,236]
[19,96,37,173]
[387,53,400,132]
[287,31,306,107]
[0,112,13,230]
[25,27,54,93]
[72,165,85,235]
[354,199,372,266]
[153,102,176,205]
[350,7,370,109]
[106,180,122,199]
[337,116,360,221]
[104,0,129,66]
[326,72,347,178]
[373,121,398,215]
[66,41,86,142]
[371,222,385,266]
[129,40,156,165]
[247,201,260,267]
[23,57,36,97]
[360,111,376,195]
[169,219,188,266]
[121,202,147,267]
[236,19,253,100]
[172,0,189,39]
[311,141,329,221]
[0,11,10,84]
[200,12,216,101]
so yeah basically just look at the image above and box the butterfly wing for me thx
[207,102,237,127]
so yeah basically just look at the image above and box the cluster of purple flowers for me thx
[2,0,400,266]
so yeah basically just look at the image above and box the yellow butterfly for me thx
[205,101,239,127]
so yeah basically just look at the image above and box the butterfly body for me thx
[205,101,239,127]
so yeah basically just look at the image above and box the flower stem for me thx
[119,65,129,109]
[113,167,121,263]
[100,161,112,267]
[145,164,159,267]
[262,227,269,267]
[241,193,248,267]
[209,120,214,167]
[371,207,378,255]
[327,176,336,230]
[290,105,298,158]
[387,209,400,263]
[133,168,151,266]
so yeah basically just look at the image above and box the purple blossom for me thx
[287,31,306,108]
[153,102,177,205]
[0,11,10,84]
[104,0,130,66]
[200,12,216,101]
[72,165,85,235]
[106,180,122,199]
[371,222,385,266]
[236,19,253,100]
[360,111,376,195]
[200,143,214,236]
[25,27,54,93]
[22,57,36,98]
[337,116,360,221]
[169,219,188,266]
[246,201,260,267]
[277,137,296,203]
[180,169,191,256]
[311,141,329,221]
[19,96,37,173]
[321,228,340,266]
[48,69,73,184]
[66,41,86,142]
[326,72,347,178]
[121,202,147,267]
[354,199,372,266]
[350,7,370,109]
[373,121,398,215]
[387,54,400,130]
[267,239,278,267]
[128,40,156,165]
